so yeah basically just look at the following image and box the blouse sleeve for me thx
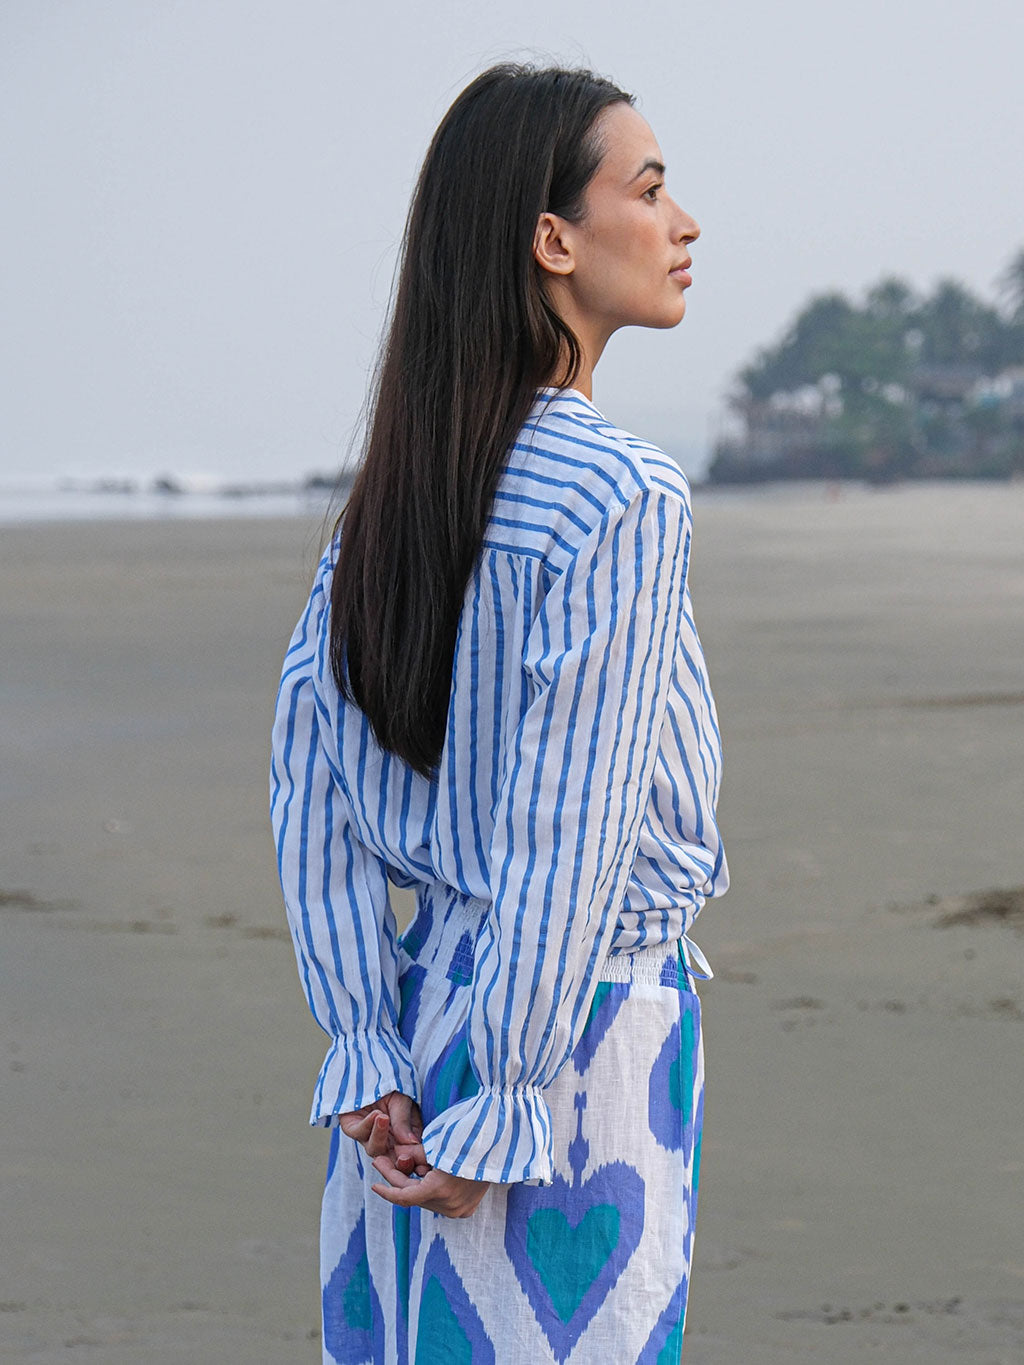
[419,487,708,1184]
[269,558,420,1124]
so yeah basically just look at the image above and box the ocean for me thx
[0,486,336,526]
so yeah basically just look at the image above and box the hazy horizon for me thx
[3,0,1023,489]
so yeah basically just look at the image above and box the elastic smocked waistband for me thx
[598,934,712,991]
[408,883,713,987]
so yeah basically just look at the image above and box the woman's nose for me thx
[678,209,700,244]
[668,194,700,244]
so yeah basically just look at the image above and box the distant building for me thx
[711,364,1024,482]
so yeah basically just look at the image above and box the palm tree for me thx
[865,277,917,321]
[915,280,1003,369]
[997,247,1024,323]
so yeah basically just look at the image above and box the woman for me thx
[271,63,727,1364]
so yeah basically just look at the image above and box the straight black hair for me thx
[329,63,633,776]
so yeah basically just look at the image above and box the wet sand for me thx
[2,481,1023,1362]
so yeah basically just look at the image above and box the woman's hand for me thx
[339,1092,429,1176]
[370,1154,491,1219]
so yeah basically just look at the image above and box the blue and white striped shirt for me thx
[270,388,727,1184]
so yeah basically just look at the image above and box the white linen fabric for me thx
[321,914,705,1364]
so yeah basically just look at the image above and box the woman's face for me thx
[538,102,700,350]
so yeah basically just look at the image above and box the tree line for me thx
[710,248,1024,482]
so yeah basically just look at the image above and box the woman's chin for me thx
[647,299,687,330]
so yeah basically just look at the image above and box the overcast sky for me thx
[3,0,1022,487]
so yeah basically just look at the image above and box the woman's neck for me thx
[546,340,602,401]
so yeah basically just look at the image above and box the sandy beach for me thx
[3,481,1023,1363]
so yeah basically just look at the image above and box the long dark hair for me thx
[330,64,632,776]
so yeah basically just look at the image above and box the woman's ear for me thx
[533,212,575,277]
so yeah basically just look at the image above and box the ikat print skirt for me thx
[319,895,705,1364]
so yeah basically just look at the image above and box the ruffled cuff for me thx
[309,1028,420,1126]
[419,1085,555,1185]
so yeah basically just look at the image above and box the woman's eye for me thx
[644,183,662,201]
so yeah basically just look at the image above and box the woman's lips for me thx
[670,265,692,287]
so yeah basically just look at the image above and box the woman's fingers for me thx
[339,1093,423,1162]
[364,1111,391,1159]
[370,1159,491,1219]
[393,1137,428,1163]
[338,1108,377,1143]
[384,1092,423,1145]
[393,1143,430,1177]
[338,1094,431,1173]
[339,1105,392,1159]
[370,1155,416,1190]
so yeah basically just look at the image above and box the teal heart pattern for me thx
[504,1159,645,1360]
[322,1210,385,1364]
[414,1237,495,1364]
[648,1006,699,1159]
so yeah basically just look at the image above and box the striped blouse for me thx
[270,387,728,1184]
